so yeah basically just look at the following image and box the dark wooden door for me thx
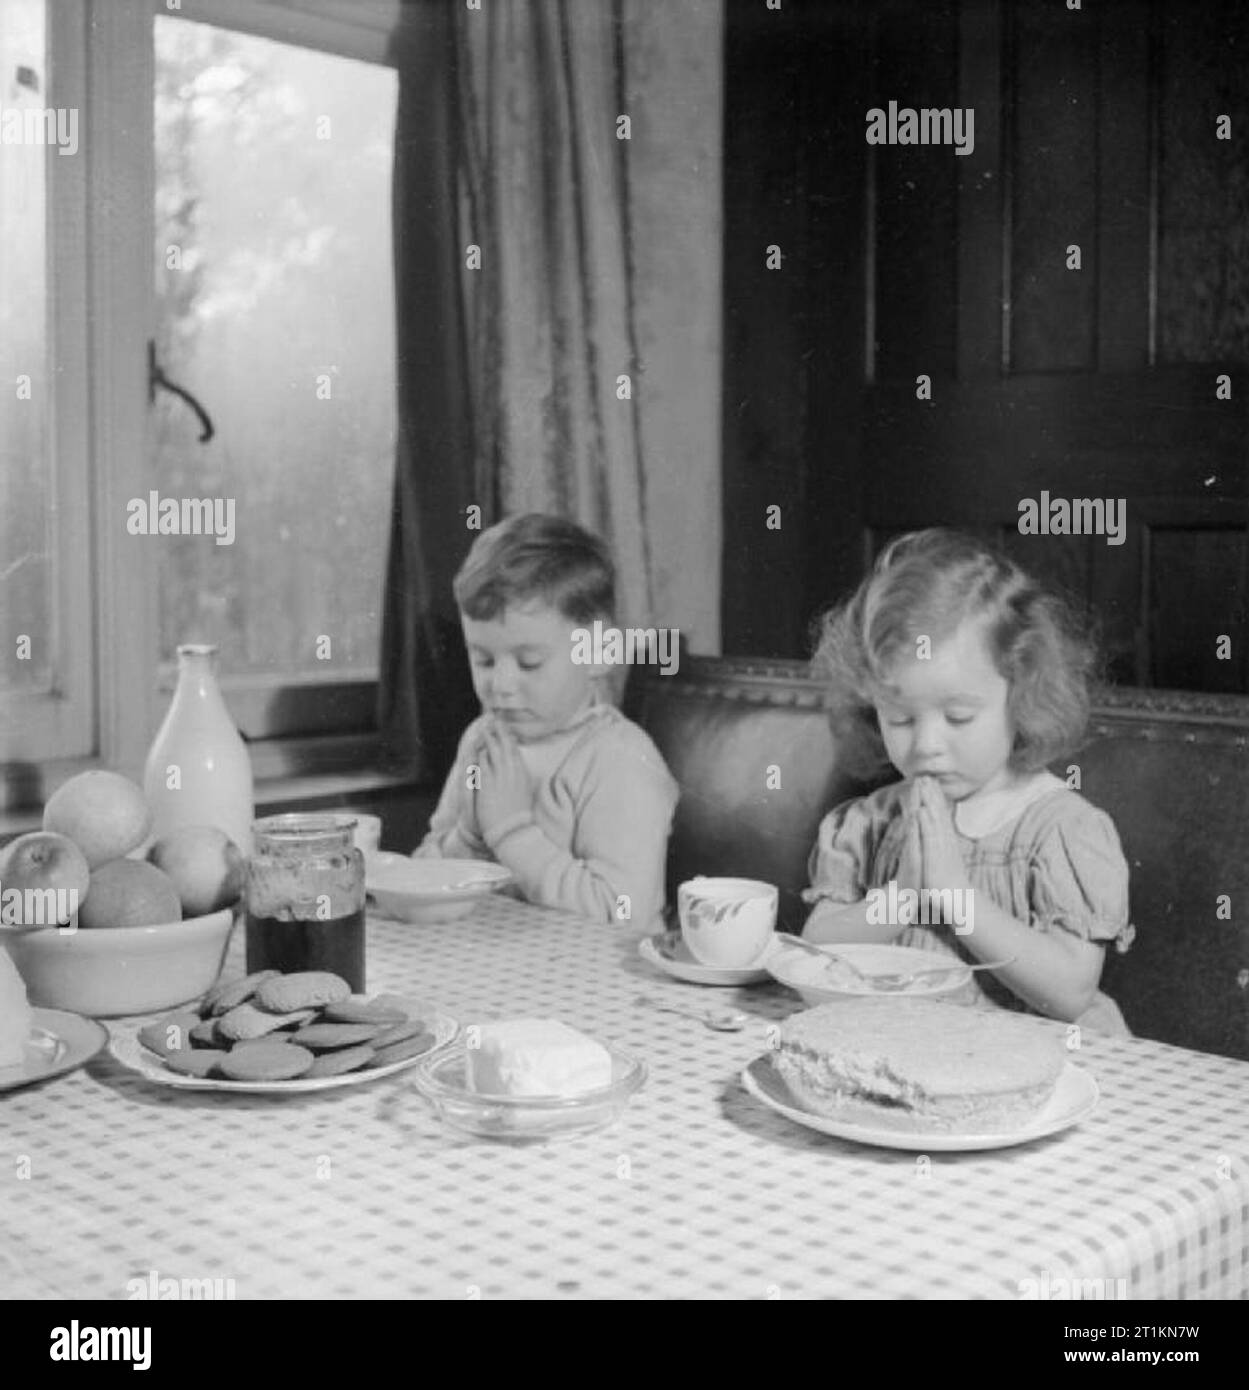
[723,0,1249,692]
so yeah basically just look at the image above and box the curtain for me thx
[379,0,723,778]
[378,0,479,779]
[455,0,655,630]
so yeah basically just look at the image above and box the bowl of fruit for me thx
[0,772,242,1017]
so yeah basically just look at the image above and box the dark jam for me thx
[245,910,365,992]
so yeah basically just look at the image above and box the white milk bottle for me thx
[144,643,255,856]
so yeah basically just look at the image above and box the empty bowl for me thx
[366,854,511,923]
[766,940,972,1006]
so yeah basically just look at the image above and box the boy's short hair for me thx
[453,513,616,624]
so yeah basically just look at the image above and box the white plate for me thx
[0,1009,109,1094]
[767,940,973,1003]
[741,1056,1099,1151]
[109,998,458,1095]
[638,930,774,986]
[366,854,511,922]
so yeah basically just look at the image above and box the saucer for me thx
[0,1009,109,1094]
[638,930,773,987]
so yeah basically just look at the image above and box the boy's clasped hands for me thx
[469,718,535,848]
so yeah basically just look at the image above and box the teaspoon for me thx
[636,995,748,1032]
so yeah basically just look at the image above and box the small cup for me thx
[352,813,383,859]
[678,876,778,969]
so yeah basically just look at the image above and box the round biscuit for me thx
[219,1042,315,1081]
[371,1017,427,1048]
[217,1002,317,1041]
[139,1013,200,1058]
[305,1044,376,1078]
[164,1048,228,1078]
[290,1022,380,1051]
[368,1031,435,1068]
[255,972,352,1014]
[189,1019,223,1048]
[205,970,281,1017]
[323,999,407,1025]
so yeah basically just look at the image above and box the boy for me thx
[413,513,679,927]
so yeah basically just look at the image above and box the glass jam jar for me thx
[245,814,366,990]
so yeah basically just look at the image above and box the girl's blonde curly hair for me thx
[811,529,1099,779]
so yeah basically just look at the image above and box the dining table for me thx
[2,893,1247,1301]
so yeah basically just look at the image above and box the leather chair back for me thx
[626,659,876,933]
[630,659,1249,1059]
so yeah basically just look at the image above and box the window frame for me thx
[0,0,405,816]
[0,0,94,767]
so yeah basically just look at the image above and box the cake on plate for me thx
[772,997,1065,1134]
[0,949,33,1069]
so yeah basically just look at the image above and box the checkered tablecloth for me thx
[2,896,1247,1300]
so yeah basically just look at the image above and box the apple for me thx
[0,831,90,927]
[78,859,181,929]
[148,825,245,917]
[43,770,152,868]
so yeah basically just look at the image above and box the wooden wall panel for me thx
[872,1,959,382]
[1149,526,1248,691]
[723,0,1249,691]
[1010,0,1098,371]
[956,0,1005,377]
[721,0,810,656]
[1157,0,1249,363]
[1097,0,1151,371]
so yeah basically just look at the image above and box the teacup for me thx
[351,814,383,859]
[678,877,778,969]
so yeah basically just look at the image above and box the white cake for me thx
[0,949,33,1069]
[467,1019,613,1097]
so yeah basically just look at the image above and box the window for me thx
[153,16,397,734]
[0,0,401,807]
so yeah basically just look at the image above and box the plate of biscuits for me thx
[109,969,458,1094]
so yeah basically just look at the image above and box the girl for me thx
[803,529,1133,1034]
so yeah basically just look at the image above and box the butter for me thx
[467,1018,613,1097]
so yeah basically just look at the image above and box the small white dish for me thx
[366,854,511,923]
[766,940,973,1004]
[741,1057,1099,1152]
[412,1038,646,1142]
[109,998,458,1095]
[639,930,774,986]
[0,1009,109,1094]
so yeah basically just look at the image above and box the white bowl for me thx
[366,854,511,923]
[2,909,235,1017]
[766,941,972,1005]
